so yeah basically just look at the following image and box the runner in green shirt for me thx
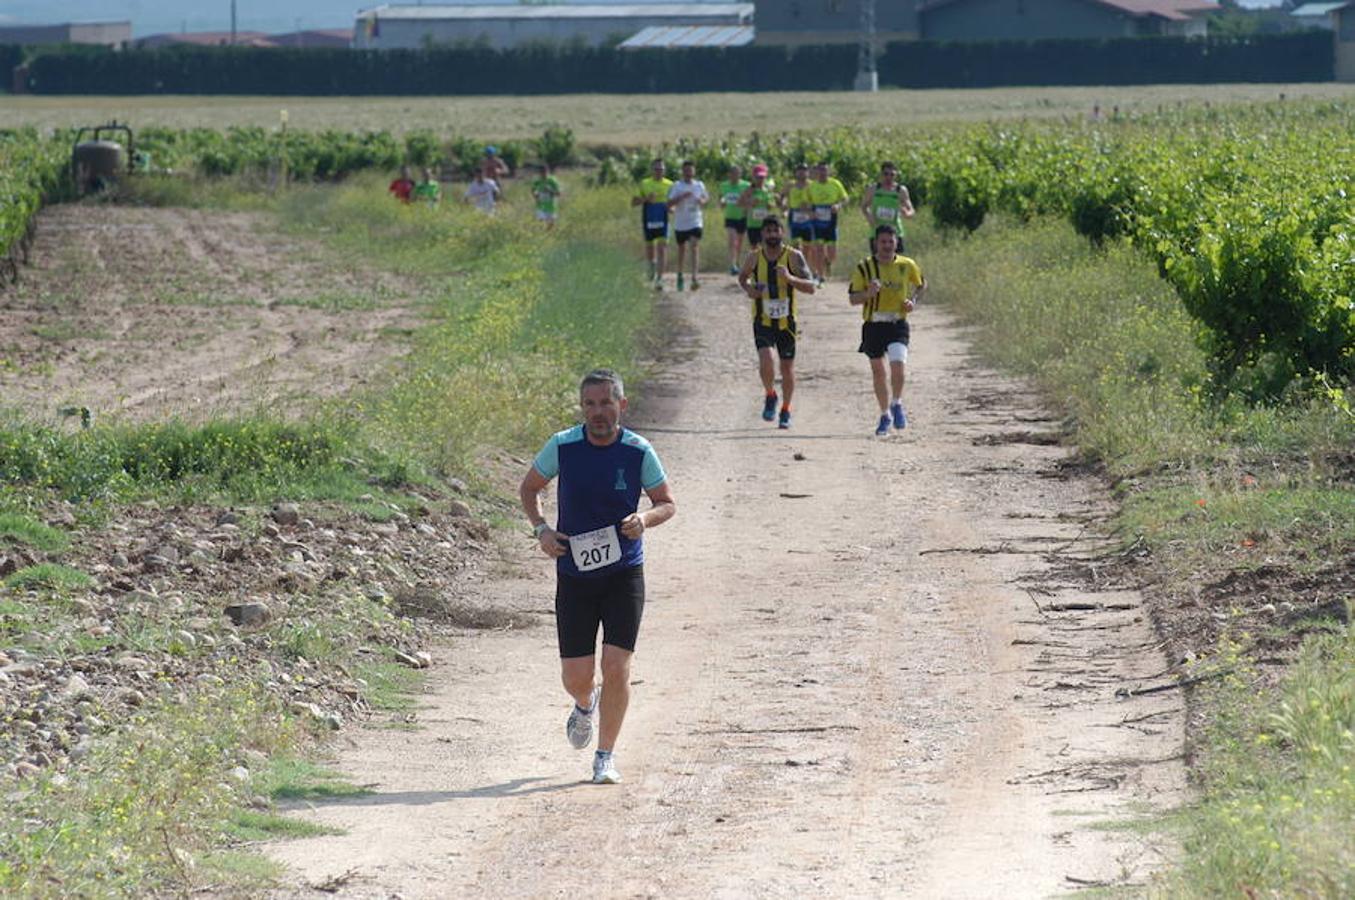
[412,167,442,206]
[737,164,779,253]
[861,161,915,253]
[532,164,563,229]
[717,165,751,275]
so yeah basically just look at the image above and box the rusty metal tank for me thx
[71,122,134,193]
[73,140,125,180]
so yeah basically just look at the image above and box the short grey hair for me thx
[580,368,624,401]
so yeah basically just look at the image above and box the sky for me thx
[0,0,1288,39]
[0,1,736,38]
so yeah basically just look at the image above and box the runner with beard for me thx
[735,217,816,429]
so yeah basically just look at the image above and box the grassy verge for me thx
[924,213,1355,894]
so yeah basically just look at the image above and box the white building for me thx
[353,3,754,50]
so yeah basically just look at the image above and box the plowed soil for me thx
[0,204,417,423]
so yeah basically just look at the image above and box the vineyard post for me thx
[279,109,289,190]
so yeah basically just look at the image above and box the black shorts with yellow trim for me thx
[753,319,798,360]
[858,319,911,358]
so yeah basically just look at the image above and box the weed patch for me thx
[4,563,92,592]
[0,511,69,552]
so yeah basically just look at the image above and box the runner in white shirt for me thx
[464,171,500,213]
[666,160,709,292]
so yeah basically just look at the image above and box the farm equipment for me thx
[71,121,136,194]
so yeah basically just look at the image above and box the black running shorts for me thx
[859,319,910,358]
[555,565,646,658]
[747,226,763,246]
[753,321,797,360]
[725,218,747,234]
[675,227,703,244]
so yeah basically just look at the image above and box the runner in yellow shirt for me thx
[809,161,850,284]
[782,163,820,279]
[631,159,674,290]
[847,224,926,436]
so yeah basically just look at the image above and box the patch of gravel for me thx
[0,494,538,784]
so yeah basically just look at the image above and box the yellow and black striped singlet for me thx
[752,247,796,330]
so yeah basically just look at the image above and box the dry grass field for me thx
[6,83,1355,143]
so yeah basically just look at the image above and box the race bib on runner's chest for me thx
[570,525,621,572]
[790,209,810,224]
[764,298,790,319]
[876,206,899,221]
[751,207,768,221]
[724,192,741,206]
[814,206,833,222]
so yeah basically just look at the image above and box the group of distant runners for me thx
[635,157,925,437]
[388,145,563,225]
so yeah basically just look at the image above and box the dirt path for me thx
[0,205,417,423]
[269,276,1185,898]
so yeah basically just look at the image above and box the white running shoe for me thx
[565,685,600,749]
[592,753,622,784]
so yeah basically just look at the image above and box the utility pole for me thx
[230,0,237,45]
[854,0,878,92]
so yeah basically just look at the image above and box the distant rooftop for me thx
[619,23,755,47]
[920,0,1218,19]
[357,4,753,21]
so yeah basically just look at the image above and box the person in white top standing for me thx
[464,169,501,214]
[666,160,709,292]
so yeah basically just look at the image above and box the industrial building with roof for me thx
[352,3,754,50]
[0,21,130,48]
[918,0,1220,40]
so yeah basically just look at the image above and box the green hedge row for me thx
[17,31,1332,95]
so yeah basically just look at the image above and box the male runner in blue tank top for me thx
[519,369,677,784]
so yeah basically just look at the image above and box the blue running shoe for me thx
[761,393,777,422]
[778,409,792,429]
[890,402,907,430]
[875,414,890,436]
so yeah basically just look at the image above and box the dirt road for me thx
[269,276,1185,898]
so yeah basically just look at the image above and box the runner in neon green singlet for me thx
[717,165,751,274]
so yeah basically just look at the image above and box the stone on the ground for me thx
[271,503,301,526]
[223,601,272,628]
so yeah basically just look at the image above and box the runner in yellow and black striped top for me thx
[735,216,816,429]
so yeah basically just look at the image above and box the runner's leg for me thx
[758,345,777,394]
[597,644,633,751]
[780,357,796,410]
[871,357,890,412]
[891,359,906,402]
[561,655,596,709]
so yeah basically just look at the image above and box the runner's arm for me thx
[518,466,568,558]
[782,250,816,295]
[900,185,915,219]
[848,266,878,306]
[861,184,876,223]
[907,276,927,311]
[620,481,676,539]
[736,251,760,298]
